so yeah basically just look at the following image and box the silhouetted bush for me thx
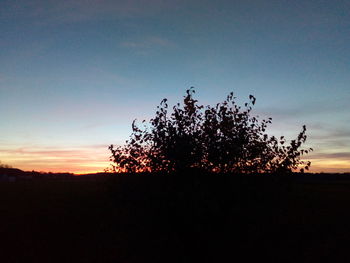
[109,88,312,174]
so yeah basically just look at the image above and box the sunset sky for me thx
[1,0,349,173]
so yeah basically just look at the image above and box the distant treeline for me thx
[1,166,349,183]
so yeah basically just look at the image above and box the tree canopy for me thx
[109,88,312,174]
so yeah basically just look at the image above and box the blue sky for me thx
[0,0,349,173]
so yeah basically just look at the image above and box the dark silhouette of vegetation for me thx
[109,88,312,174]
[0,161,12,169]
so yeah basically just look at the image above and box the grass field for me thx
[1,175,350,262]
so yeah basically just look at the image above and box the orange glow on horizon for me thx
[1,145,350,174]
[5,162,110,175]
[0,145,111,174]
[4,161,350,174]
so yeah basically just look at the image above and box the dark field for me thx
[1,175,350,262]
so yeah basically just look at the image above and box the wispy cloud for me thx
[121,36,174,49]
[308,152,350,160]
[258,99,349,121]
[119,36,175,55]
[310,128,350,140]
[307,126,350,152]
[305,150,350,173]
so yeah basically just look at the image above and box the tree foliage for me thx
[109,88,312,174]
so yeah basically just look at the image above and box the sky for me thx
[0,0,349,173]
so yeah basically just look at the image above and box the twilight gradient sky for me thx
[0,0,349,173]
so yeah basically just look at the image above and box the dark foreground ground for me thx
[1,174,350,262]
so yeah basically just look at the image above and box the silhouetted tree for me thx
[109,88,312,174]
